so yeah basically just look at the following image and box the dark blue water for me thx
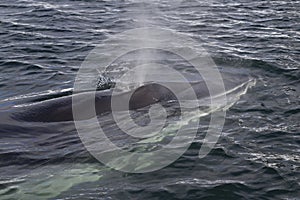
[0,0,299,199]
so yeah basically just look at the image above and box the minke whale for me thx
[6,75,254,123]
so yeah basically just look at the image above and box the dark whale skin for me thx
[11,83,182,122]
[9,75,249,123]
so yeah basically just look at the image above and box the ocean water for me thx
[0,0,299,199]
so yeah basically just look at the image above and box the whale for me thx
[4,74,255,123]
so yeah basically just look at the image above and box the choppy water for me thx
[0,0,299,199]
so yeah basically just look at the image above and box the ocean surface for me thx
[0,0,299,199]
